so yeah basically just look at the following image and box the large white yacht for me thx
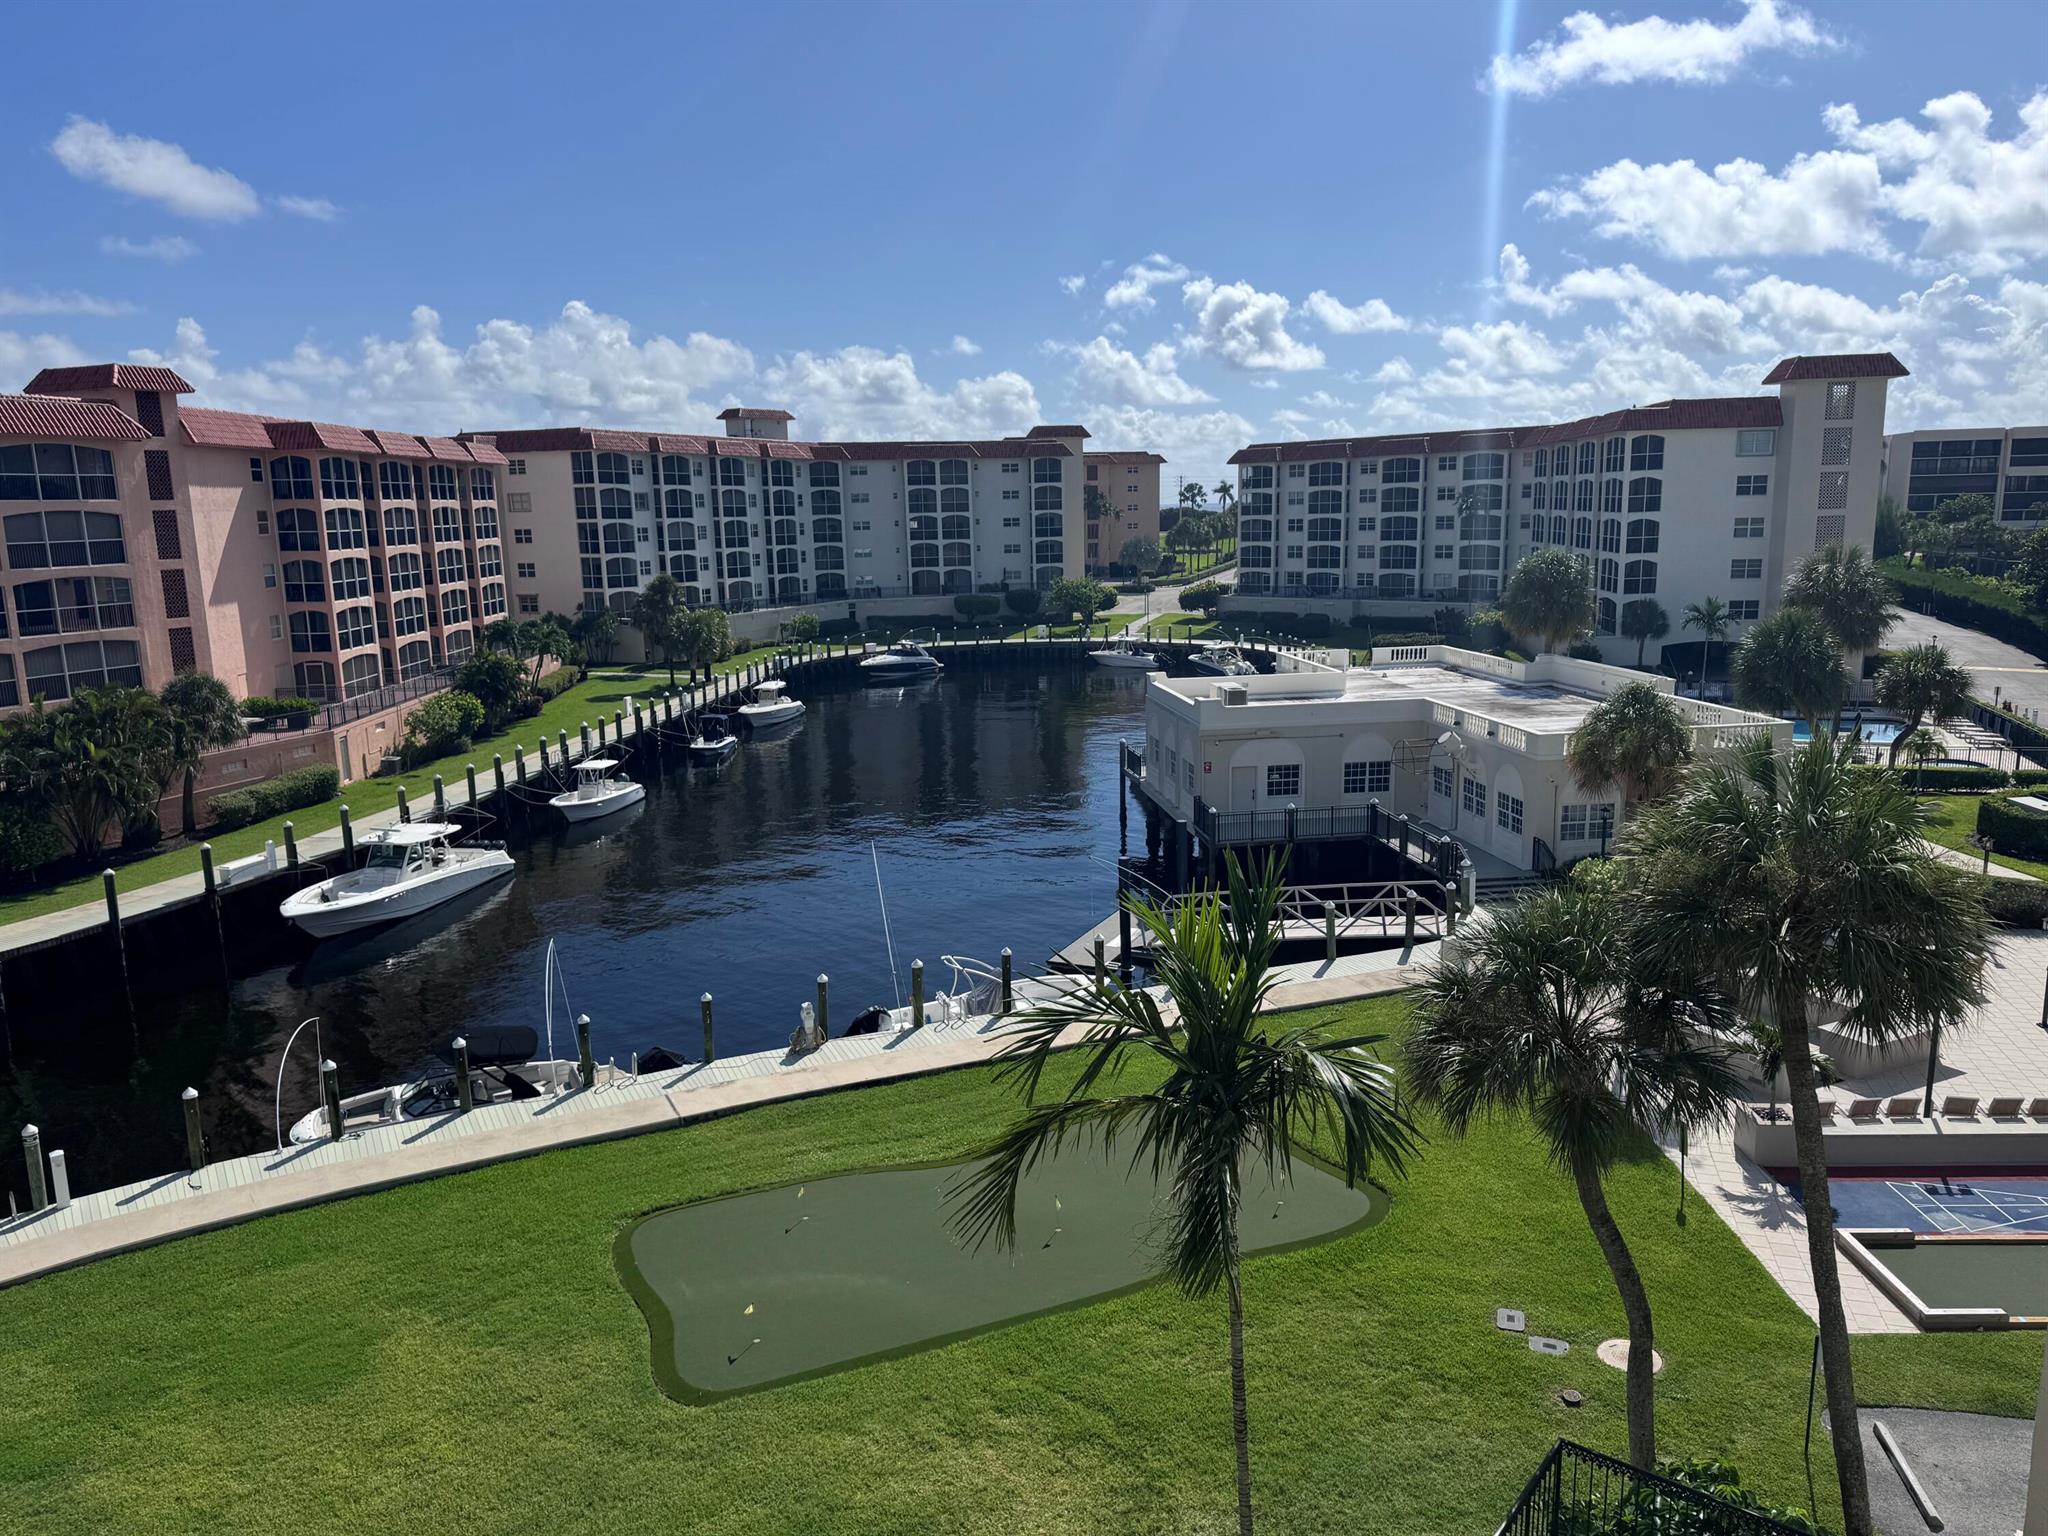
[859,640,944,679]
[279,822,514,939]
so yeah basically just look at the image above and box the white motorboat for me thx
[687,712,740,760]
[1190,645,1256,677]
[737,678,806,727]
[549,758,645,823]
[859,640,943,679]
[279,822,514,939]
[286,1024,611,1144]
[1089,637,1162,671]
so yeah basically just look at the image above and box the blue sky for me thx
[1,0,2043,489]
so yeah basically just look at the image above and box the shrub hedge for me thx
[1977,794,2048,858]
[953,594,1000,620]
[1178,581,1223,614]
[1881,560,2048,663]
[1003,589,1041,617]
[207,764,341,832]
[532,666,583,704]
[241,695,321,720]
[1980,876,2048,928]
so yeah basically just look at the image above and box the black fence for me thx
[317,667,458,730]
[1193,797,1463,881]
[1497,1441,1812,1536]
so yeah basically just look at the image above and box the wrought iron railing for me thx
[1496,1441,1813,1536]
[317,666,458,729]
[1192,797,1464,879]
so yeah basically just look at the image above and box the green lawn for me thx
[2,993,2014,1534]
[0,648,785,923]
[1917,792,2048,879]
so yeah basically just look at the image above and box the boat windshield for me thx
[365,843,415,870]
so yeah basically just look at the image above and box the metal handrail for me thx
[1495,1440,1814,1536]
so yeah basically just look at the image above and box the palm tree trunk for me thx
[182,769,198,836]
[1227,1234,1254,1536]
[1571,1160,1656,1469]
[1776,986,1874,1535]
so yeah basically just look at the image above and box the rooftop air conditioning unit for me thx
[1219,683,1249,707]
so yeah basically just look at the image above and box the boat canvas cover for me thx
[439,1024,539,1067]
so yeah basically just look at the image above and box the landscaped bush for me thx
[1003,588,1041,617]
[240,695,321,721]
[400,690,484,767]
[0,800,64,876]
[206,764,341,832]
[1977,794,2048,858]
[1292,612,1333,638]
[1883,559,2048,663]
[531,667,582,704]
[1466,608,1511,653]
[1366,630,1440,648]
[1178,581,1223,614]
[1979,875,2048,927]
[953,594,1000,621]
[816,617,861,638]
[1566,640,1605,661]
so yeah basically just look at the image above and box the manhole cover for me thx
[1597,1338,1664,1374]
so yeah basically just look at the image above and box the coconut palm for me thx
[1729,607,1845,728]
[1623,732,1993,1535]
[1500,547,1598,655]
[1406,883,1741,1470]
[948,856,1418,1536]
[1903,727,1941,789]
[1620,599,1669,668]
[1680,597,1730,695]
[1874,642,1972,765]
[1567,682,1693,813]
[159,672,248,834]
[1782,543,1894,655]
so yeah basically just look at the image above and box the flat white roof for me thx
[1331,665,1615,734]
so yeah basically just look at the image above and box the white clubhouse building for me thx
[1227,353,1904,669]
[1136,646,1788,874]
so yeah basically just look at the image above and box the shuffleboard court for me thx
[1807,1175,2048,1234]
[618,1145,1388,1400]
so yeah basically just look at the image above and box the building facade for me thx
[466,413,1100,618]
[1083,450,1165,571]
[1881,426,2048,524]
[1,365,507,713]
[1227,353,1904,666]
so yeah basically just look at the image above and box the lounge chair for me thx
[1885,1096,1922,1119]
[1987,1096,2026,1119]
[1846,1097,1883,1121]
[1940,1095,1980,1119]
[2029,1097,2048,1120]
[1815,1097,1838,1121]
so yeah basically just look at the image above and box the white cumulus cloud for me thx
[1488,0,1838,97]
[1180,279,1324,372]
[1061,336,1211,407]
[50,117,261,221]
[1104,254,1190,311]
[100,234,198,262]
[0,289,136,319]
[1302,290,1409,334]
[276,195,343,223]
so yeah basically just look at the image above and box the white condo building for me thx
[1227,353,1904,667]
[1881,425,2048,524]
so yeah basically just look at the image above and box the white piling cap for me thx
[701,991,713,1002]
[817,973,828,983]
[320,1059,337,1072]
[21,1123,36,1137]
[576,1013,590,1026]
[453,1036,468,1050]
[181,1087,198,1101]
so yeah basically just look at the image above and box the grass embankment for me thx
[1917,792,2048,879]
[1851,1331,2044,1420]
[0,649,783,923]
[1,993,2006,1533]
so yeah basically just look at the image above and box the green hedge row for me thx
[1981,876,2048,928]
[1977,794,2048,858]
[531,667,583,704]
[1882,562,2048,663]
[207,764,341,832]
[240,695,321,720]
[1243,611,1334,639]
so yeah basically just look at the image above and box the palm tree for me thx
[1903,727,1941,789]
[571,605,620,666]
[1500,547,1598,655]
[1620,598,1669,668]
[1729,607,1845,728]
[1624,733,1993,1535]
[159,672,247,834]
[1567,682,1693,814]
[1213,480,1235,518]
[1874,642,1972,765]
[632,573,690,686]
[1782,543,1894,656]
[1680,597,1730,696]
[949,857,1418,1535]
[1406,884,1740,1470]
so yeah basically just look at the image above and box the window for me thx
[4,510,125,567]
[1735,474,1768,497]
[1821,427,1853,467]
[506,491,532,516]
[397,639,434,680]
[262,562,276,589]
[269,456,314,499]
[1461,777,1487,819]
[436,548,467,587]
[1265,763,1301,799]
[477,543,502,577]
[1560,803,1615,844]
[0,443,119,501]
[1602,437,1625,474]
[513,526,533,545]
[21,639,141,699]
[288,610,332,653]
[1626,477,1660,516]
[1730,557,1763,579]
[282,559,324,602]
[473,505,499,540]
[387,551,423,591]
[330,557,372,599]
[507,458,526,476]
[1622,559,1657,595]
[277,507,320,552]
[324,507,366,549]
[481,581,506,617]
[335,605,375,650]
[1736,429,1776,457]
[1431,763,1453,800]
[1597,597,1616,635]
[471,467,496,501]
[1597,558,1618,593]
[392,596,428,636]
[1577,442,1597,475]
[1824,381,1855,420]
[428,464,460,502]
[518,594,538,614]
[1733,515,1765,539]
[1628,435,1664,472]
[1344,759,1392,796]
[249,457,265,484]
[1462,452,1504,481]
[1624,518,1659,554]
[432,506,464,544]
[1497,793,1523,835]
[1727,599,1759,621]
[13,576,133,635]
[319,457,361,500]
[1307,461,1343,486]
[441,588,471,625]
[516,561,536,580]
[1382,457,1420,485]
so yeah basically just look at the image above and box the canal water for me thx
[1,663,1154,1201]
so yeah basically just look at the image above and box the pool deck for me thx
[0,938,1432,1290]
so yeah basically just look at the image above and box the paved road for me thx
[1849,1406,2029,1536]
[1889,603,2048,725]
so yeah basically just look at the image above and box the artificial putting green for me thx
[618,1144,1387,1399]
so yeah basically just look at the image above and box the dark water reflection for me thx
[2,665,1149,1201]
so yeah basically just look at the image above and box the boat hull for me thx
[1090,652,1160,671]
[859,660,941,679]
[738,700,805,726]
[281,851,516,938]
[552,781,646,822]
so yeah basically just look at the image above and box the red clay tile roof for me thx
[1230,397,1784,464]
[366,429,431,459]
[417,436,474,463]
[463,439,507,467]
[265,420,380,455]
[1027,424,1091,438]
[23,364,196,396]
[0,392,151,441]
[1086,450,1167,466]
[466,426,1068,461]
[650,434,714,455]
[1761,353,1909,385]
[716,407,795,421]
[180,406,283,449]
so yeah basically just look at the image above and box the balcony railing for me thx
[1191,796,1465,881]
[1496,1441,1814,1536]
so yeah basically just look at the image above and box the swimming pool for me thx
[1789,717,1908,745]
[618,1142,1388,1399]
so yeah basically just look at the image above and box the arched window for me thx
[1380,486,1419,514]
[1381,515,1418,542]
[1549,514,1567,544]
[771,488,797,519]
[1034,539,1063,567]
[392,596,428,636]
[1576,442,1596,475]
[388,552,423,591]
[282,560,324,603]
[1034,512,1063,540]
[813,547,844,572]
[330,557,372,599]
[907,460,936,487]
[942,541,972,568]
[813,517,842,544]
[721,550,750,580]
[397,639,433,679]
[1306,517,1343,542]
[1598,598,1616,635]
[811,488,840,518]
[940,486,969,522]
[910,569,941,595]
[383,507,418,546]
[318,458,361,500]
[664,488,693,517]
[1622,560,1657,595]
[470,468,495,502]
[379,462,416,502]
[1603,437,1626,474]
[480,582,505,617]
[429,464,460,501]
[1032,457,1062,484]
[1627,477,1662,516]
[600,487,633,519]
[942,569,973,594]
[1573,517,1592,549]
[939,459,968,486]
[341,653,382,698]
[771,548,800,577]
[288,610,332,653]
[1240,519,1275,543]
[336,605,375,650]
[1598,519,1621,554]
[909,544,939,569]
[1601,479,1622,516]
[767,517,799,547]
[1625,518,1660,554]
[605,557,636,589]
[324,507,366,549]
[1575,479,1594,513]
[722,517,750,547]
[1630,435,1664,472]
[1597,558,1618,593]
[596,452,631,485]
[1377,571,1417,597]
[815,572,846,597]
[720,489,748,522]
[602,523,634,556]
[269,457,314,499]
[293,660,336,698]
[909,514,938,541]
[1308,489,1343,518]
[1460,512,1502,541]
[436,548,467,586]
[908,487,937,522]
